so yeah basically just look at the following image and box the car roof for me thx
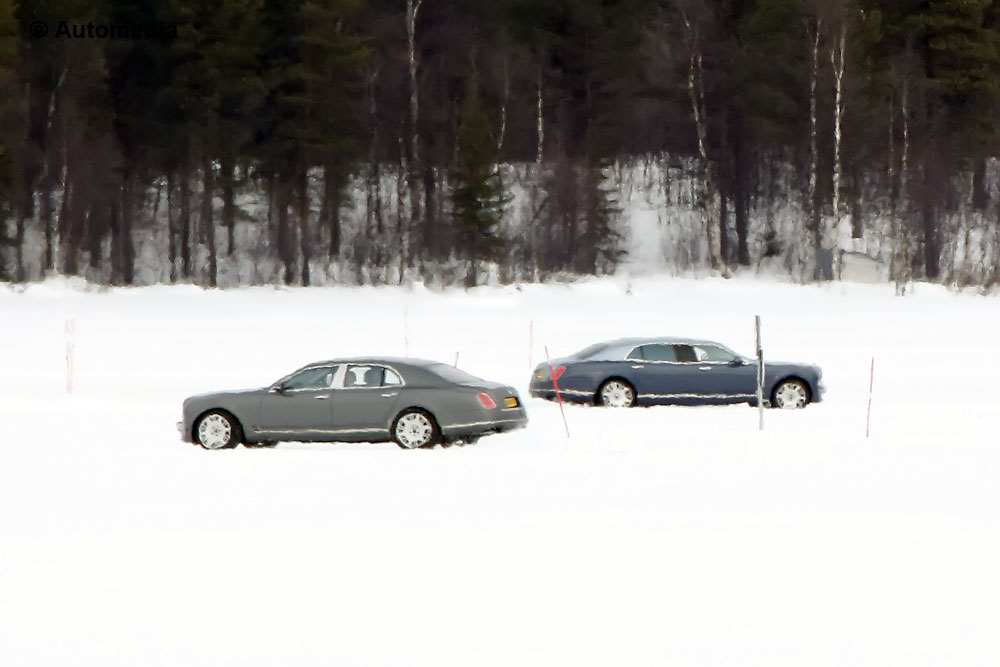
[299,357,444,369]
[598,336,729,348]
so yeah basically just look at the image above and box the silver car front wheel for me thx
[598,379,636,408]
[772,380,810,409]
[393,410,438,449]
[195,411,241,450]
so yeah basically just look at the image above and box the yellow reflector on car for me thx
[504,397,519,408]
[535,372,546,379]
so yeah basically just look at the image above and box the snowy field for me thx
[1,275,999,666]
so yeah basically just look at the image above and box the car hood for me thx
[757,360,822,375]
[184,388,262,403]
[532,358,576,377]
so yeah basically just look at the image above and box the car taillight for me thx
[477,392,497,408]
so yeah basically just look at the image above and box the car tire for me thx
[597,378,637,408]
[392,409,440,449]
[771,379,811,409]
[194,410,243,450]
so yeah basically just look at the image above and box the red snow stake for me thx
[545,345,570,438]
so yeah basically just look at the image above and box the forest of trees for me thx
[1,0,1000,288]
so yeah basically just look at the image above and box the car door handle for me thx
[314,394,330,399]
[698,367,712,371]
[381,392,398,398]
[631,365,644,369]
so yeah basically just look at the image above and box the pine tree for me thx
[0,0,20,281]
[161,0,266,285]
[451,71,508,287]
[296,0,367,260]
[255,0,366,285]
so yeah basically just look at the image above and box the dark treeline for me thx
[1,0,1000,287]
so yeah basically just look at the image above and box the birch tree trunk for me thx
[167,173,176,282]
[809,17,821,279]
[201,156,217,287]
[179,162,192,279]
[896,50,912,295]
[497,54,509,156]
[407,0,422,171]
[830,21,847,274]
[536,60,544,164]
[680,7,722,270]
[406,0,423,261]
[220,151,236,256]
[298,167,310,287]
[40,66,67,275]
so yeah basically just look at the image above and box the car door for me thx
[258,365,339,438]
[330,364,404,438]
[691,344,758,403]
[627,344,703,405]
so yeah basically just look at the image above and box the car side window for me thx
[671,345,698,363]
[693,345,735,362]
[345,365,382,388]
[642,344,678,362]
[285,366,336,390]
[626,346,644,361]
[383,368,403,386]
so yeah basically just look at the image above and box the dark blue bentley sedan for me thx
[529,337,823,409]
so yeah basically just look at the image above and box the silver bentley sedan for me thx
[178,358,528,450]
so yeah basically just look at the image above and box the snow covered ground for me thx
[1,275,998,666]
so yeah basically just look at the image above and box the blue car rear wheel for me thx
[598,379,636,407]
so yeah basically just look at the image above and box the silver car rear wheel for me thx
[393,410,438,449]
[772,380,810,409]
[195,411,241,450]
[598,379,636,408]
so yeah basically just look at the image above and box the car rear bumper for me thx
[440,411,528,440]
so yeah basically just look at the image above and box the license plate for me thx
[504,397,519,408]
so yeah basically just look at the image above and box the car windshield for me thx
[569,343,609,360]
[427,363,488,386]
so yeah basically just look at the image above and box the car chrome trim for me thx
[638,393,756,399]
[540,388,592,397]
[442,418,526,429]
[254,427,389,436]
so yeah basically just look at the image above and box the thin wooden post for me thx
[866,357,875,438]
[755,316,764,431]
[403,306,409,356]
[65,319,76,395]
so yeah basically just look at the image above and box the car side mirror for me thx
[730,357,745,367]
[270,383,286,394]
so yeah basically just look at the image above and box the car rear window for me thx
[570,343,609,360]
[427,363,488,386]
